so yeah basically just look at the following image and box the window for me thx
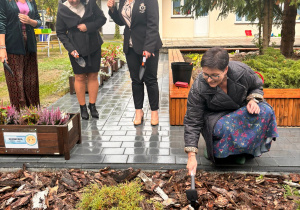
[297,8,300,22]
[172,0,192,17]
[235,15,257,23]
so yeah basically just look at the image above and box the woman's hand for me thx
[0,49,7,63]
[107,0,115,12]
[143,51,155,59]
[247,99,260,114]
[186,152,197,175]
[71,50,79,58]
[77,24,87,32]
[18,14,36,27]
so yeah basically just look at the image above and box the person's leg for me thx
[126,48,144,125]
[75,73,89,120]
[23,52,40,108]
[87,72,99,104]
[143,51,159,125]
[87,72,99,118]
[5,54,25,110]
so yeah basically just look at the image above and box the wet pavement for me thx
[2,35,300,172]
[0,52,299,173]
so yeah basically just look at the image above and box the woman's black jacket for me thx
[0,0,42,55]
[56,0,106,57]
[108,0,162,55]
[184,61,264,162]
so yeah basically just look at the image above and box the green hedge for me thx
[243,48,300,89]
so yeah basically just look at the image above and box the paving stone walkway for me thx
[0,53,299,172]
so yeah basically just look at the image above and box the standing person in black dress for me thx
[107,0,162,126]
[56,0,106,120]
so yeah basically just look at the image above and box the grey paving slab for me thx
[103,155,129,163]
[0,52,299,173]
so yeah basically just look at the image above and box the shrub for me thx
[76,180,163,210]
[243,48,300,88]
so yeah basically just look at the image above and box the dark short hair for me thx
[201,47,229,71]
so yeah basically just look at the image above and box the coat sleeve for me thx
[56,12,76,53]
[32,0,42,28]
[143,0,159,53]
[243,64,264,99]
[85,0,107,33]
[108,6,125,26]
[184,77,206,148]
[0,0,7,34]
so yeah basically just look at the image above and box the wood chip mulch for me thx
[0,165,299,209]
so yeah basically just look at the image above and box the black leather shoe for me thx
[88,103,99,119]
[80,104,89,120]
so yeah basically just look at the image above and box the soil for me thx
[0,166,299,209]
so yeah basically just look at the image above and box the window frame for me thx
[171,0,193,18]
[234,15,258,24]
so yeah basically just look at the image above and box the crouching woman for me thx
[184,47,278,174]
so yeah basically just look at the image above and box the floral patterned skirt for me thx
[213,102,278,158]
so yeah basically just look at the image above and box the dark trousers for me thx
[126,48,159,111]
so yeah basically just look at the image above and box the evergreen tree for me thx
[280,0,299,57]
[181,0,282,53]
[114,24,122,40]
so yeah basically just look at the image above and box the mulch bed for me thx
[0,165,299,209]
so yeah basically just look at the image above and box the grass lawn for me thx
[0,40,123,107]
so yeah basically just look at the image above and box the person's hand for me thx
[18,13,32,25]
[107,0,115,12]
[143,51,155,59]
[247,99,260,114]
[71,50,79,58]
[186,152,197,175]
[0,49,7,63]
[77,24,87,32]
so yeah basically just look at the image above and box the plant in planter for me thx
[185,53,203,80]
[104,44,119,72]
[0,105,11,125]
[0,105,81,159]
[115,44,126,67]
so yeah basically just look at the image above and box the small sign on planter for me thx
[4,132,38,149]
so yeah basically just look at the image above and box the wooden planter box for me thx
[264,89,300,127]
[169,49,193,125]
[121,60,125,67]
[0,113,81,160]
[113,60,118,72]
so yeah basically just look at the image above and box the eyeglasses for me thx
[201,72,222,81]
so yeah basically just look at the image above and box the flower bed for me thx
[0,106,81,160]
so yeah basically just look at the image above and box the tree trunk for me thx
[262,0,274,50]
[280,0,297,57]
[258,0,263,54]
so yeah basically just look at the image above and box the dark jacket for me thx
[0,0,42,55]
[56,0,106,57]
[184,61,264,162]
[108,0,162,55]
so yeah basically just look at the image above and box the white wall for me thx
[101,0,125,35]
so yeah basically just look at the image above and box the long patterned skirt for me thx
[213,102,278,158]
[4,30,40,110]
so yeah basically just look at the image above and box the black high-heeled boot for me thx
[88,103,99,118]
[80,104,89,120]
